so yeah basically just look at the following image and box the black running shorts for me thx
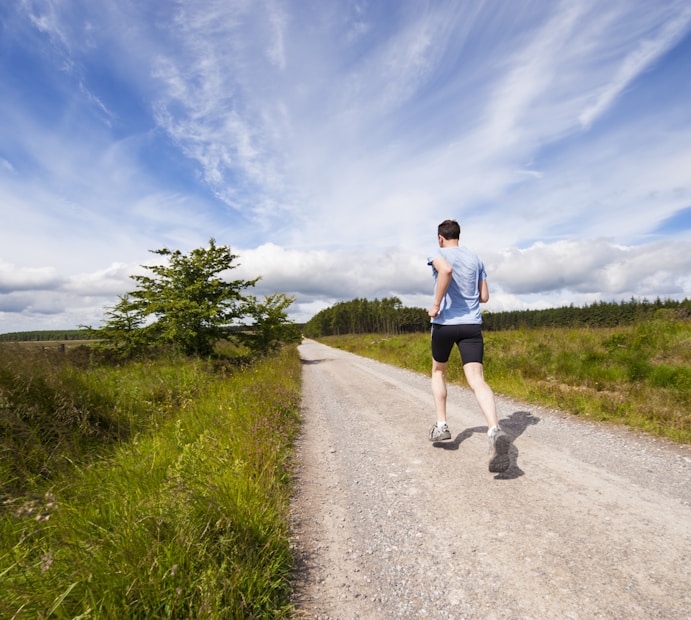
[431,323,484,365]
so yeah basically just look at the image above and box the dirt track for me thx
[289,339,691,619]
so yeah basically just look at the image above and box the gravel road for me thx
[289,339,691,619]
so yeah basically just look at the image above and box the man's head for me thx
[438,219,461,241]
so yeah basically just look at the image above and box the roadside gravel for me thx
[289,339,691,619]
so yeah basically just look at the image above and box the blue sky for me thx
[1,0,690,332]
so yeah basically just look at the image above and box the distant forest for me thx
[0,330,98,342]
[302,297,428,338]
[302,296,691,337]
[2,297,689,341]
[482,297,690,330]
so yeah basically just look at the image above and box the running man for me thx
[427,219,510,473]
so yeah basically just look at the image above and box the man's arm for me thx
[479,279,489,303]
[428,256,453,318]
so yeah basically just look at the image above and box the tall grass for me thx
[319,318,691,443]
[0,345,212,499]
[0,344,301,618]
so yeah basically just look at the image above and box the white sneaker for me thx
[488,428,510,473]
[429,423,451,441]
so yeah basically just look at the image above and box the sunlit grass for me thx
[0,345,301,618]
[318,319,691,443]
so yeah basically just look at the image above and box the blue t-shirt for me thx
[427,245,487,325]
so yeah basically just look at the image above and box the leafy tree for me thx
[238,293,302,355]
[98,239,260,356]
[95,293,149,358]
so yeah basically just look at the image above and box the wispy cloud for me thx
[579,4,691,128]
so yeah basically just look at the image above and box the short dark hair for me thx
[438,219,460,240]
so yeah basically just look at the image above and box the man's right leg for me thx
[463,362,510,472]
[432,359,448,421]
[430,325,455,441]
[429,360,451,441]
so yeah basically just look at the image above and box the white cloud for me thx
[236,236,691,323]
[63,263,136,296]
[0,158,16,174]
[265,0,288,70]
[25,0,71,51]
[489,239,691,298]
[0,261,63,294]
[579,5,691,128]
[235,242,429,300]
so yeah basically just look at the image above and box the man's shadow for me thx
[432,411,540,479]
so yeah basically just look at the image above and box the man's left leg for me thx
[462,362,497,428]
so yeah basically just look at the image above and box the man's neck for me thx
[440,238,460,248]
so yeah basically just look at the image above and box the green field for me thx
[317,319,691,444]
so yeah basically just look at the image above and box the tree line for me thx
[302,296,691,337]
[482,297,691,330]
[0,330,97,342]
[302,297,430,337]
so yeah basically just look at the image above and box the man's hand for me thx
[428,303,440,318]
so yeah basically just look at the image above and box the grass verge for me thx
[0,345,301,619]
